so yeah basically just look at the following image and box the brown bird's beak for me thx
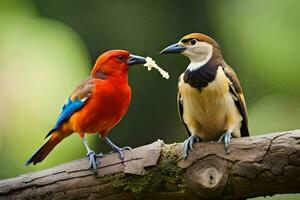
[160,43,186,54]
[128,54,146,66]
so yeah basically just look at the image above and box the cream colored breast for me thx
[179,67,234,139]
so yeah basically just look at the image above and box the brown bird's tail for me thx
[25,132,64,166]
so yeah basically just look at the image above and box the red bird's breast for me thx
[68,78,131,135]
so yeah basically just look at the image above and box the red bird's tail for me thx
[25,132,64,166]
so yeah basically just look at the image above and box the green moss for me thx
[112,143,186,195]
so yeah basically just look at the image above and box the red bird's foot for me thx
[109,146,131,161]
[101,136,131,161]
[87,151,104,173]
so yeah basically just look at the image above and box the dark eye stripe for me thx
[181,38,201,43]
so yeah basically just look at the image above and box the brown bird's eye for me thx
[117,55,124,61]
[190,39,197,45]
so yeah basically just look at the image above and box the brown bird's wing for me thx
[45,77,95,138]
[223,65,249,137]
[70,77,95,101]
[177,75,192,136]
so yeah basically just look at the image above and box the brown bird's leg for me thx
[218,128,233,154]
[80,133,103,173]
[183,135,201,159]
[100,135,131,161]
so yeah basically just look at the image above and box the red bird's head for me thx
[91,50,146,78]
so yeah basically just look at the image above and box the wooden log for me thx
[0,130,300,200]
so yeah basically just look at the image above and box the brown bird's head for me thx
[160,33,223,70]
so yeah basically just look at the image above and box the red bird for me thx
[25,50,146,172]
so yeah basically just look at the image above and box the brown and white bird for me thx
[160,33,249,158]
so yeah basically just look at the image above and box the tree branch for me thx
[1,130,300,200]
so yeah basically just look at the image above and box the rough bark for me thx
[1,130,300,200]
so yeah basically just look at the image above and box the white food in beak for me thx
[143,57,170,79]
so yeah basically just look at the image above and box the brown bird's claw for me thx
[87,150,103,173]
[183,135,200,159]
[218,130,232,154]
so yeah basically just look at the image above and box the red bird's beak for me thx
[127,54,146,66]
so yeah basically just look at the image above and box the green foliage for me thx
[0,0,90,178]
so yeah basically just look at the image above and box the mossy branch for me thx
[1,130,300,200]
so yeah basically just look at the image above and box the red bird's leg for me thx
[101,136,131,161]
[80,133,103,173]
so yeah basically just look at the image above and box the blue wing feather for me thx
[45,97,85,138]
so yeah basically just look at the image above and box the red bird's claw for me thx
[119,151,124,161]
[110,146,131,161]
[97,153,104,158]
[87,151,101,173]
[123,146,132,150]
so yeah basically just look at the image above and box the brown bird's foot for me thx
[86,150,104,173]
[109,146,131,161]
[218,130,232,154]
[183,135,201,159]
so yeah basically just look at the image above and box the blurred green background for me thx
[0,0,299,199]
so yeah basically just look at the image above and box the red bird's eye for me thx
[117,55,124,61]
